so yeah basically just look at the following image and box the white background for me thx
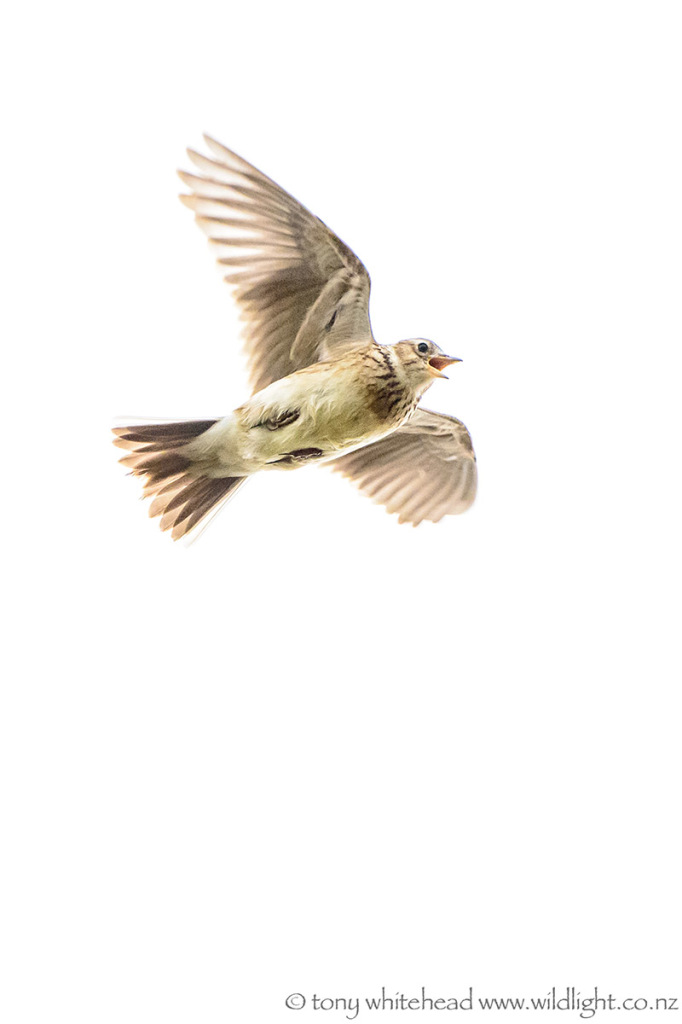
[1,1,680,1021]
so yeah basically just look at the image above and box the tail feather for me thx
[113,420,246,540]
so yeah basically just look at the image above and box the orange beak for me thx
[428,355,462,379]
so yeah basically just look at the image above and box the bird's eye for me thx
[417,342,429,354]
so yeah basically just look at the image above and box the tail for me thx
[113,419,247,540]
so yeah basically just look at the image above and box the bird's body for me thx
[115,137,477,538]
[182,342,435,477]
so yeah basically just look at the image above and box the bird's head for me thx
[394,339,462,387]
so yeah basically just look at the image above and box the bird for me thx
[114,135,477,539]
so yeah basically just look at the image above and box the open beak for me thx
[428,355,462,379]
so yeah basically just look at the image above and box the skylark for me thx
[114,136,477,539]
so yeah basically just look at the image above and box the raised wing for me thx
[330,408,477,525]
[179,136,374,392]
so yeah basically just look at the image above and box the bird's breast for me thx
[238,350,420,470]
[359,346,417,428]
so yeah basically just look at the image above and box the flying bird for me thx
[114,136,477,539]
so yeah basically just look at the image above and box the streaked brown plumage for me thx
[114,136,477,539]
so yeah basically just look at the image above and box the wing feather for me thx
[331,408,477,525]
[179,137,374,392]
